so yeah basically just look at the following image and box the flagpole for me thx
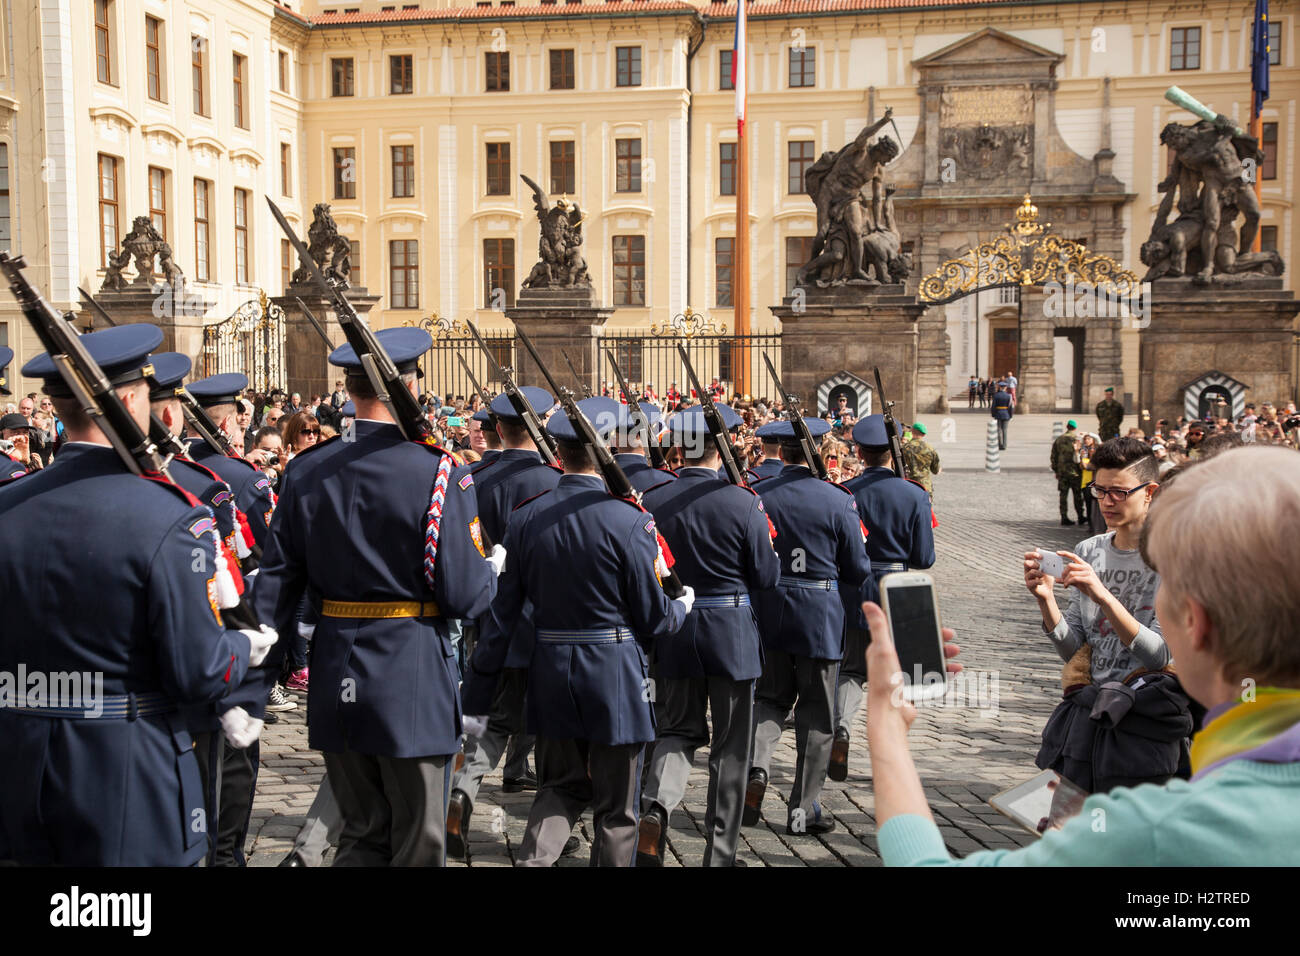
[1251,0,1268,253]
[733,0,751,399]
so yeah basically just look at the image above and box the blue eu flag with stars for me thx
[1252,0,1270,117]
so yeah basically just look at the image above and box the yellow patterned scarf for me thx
[1190,688,1300,779]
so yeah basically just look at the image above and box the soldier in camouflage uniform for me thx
[1095,387,1124,441]
[1050,420,1085,526]
[901,422,940,498]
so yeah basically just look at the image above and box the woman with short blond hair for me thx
[867,446,1300,865]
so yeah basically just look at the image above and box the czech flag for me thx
[732,0,747,134]
[1252,0,1270,117]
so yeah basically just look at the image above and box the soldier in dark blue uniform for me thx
[186,373,276,549]
[447,386,562,859]
[0,346,25,481]
[461,397,694,866]
[252,327,500,866]
[471,406,502,468]
[749,425,785,481]
[0,325,272,865]
[637,407,780,866]
[611,399,676,493]
[148,351,270,865]
[829,415,936,781]
[744,417,872,835]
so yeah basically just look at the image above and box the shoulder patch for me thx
[187,515,218,539]
[211,488,234,507]
[0,469,27,487]
[643,517,656,535]
[254,476,273,493]
[458,472,475,491]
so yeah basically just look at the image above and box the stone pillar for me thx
[273,285,381,400]
[1016,287,1055,413]
[770,284,924,423]
[93,282,215,366]
[504,287,615,394]
[914,304,950,412]
[1140,278,1300,425]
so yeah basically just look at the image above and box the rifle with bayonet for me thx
[464,319,558,466]
[293,297,337,351]
[561,349,592,398]
[457,354,497,422]
[605,349,668,470]
[675,343,746,486]
[873,367,907,479]
[515,327,685,598]
[762,352,828,480]
[1,253,263,628]
[267,198,430,443]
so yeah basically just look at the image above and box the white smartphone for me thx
[1036,549,1065,579]
[879,572,948,702]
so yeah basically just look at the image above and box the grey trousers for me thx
[642,675,754,867]
[518,737,642,868]
[323,749,451,866]
[292,774,343,867]
[452,667,534,803]
[192,731,258,867]
[751,649,838,823]
[834,626,871,737]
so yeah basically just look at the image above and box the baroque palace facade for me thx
[1,0,1296,406]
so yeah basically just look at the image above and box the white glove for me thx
[487,544,507,576]
[463,714,489,738]
[655,550,671,582]
[240,625,279,667]
[673,585,696,615]
[219,707,265,748]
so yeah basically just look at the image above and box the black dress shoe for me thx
[786,811,836,836]
[262,710,279,724]
[502,771,538,793]
[742,768,767,827]
[635,803,668,867]
[446,789,472,861]
[827,729,850,782]
[278,849,307,867]
[1060,517,1075,526]
[561,835,581,858]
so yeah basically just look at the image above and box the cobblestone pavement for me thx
[246,413,1093,866]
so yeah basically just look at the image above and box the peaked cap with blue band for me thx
[328,327,431,376]
[23,324,164,398]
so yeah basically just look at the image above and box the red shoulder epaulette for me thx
[544,462,565,475]
[828,480,855,496]
[642,478,675,496]
[138,471,204,509]
[512,488,553,512]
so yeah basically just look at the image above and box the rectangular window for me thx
[0,145,11,253]
[1261,225,1278,252]
[719,142,737,196]
[484,238,515,309]
[95,1,114,85]
[392,145,415,198]
[281,144,293,196]
[192,36,208,116]
[193,179,210,282]
[550,48,575,90]
[281,239,293,292]
[389,239,419,309]
[789,47,815,87]
[234,188,250,284]
[486,51,510,92]
[332,57,355,96]
[145,15,163,101]
[1262,122,1278,180]
[612,235,646,306]
[333,147,356,199]
[278,50,290,92]
[1170,27,1201,70]
[616,46,642,87]
[1269,20,1282,66]
[715,237,734,307]
[349,240,361,287]
[390,54,413,94]
[550,140,576,195]
[98,154,120,270]
[612,341,642,382]
[785,235,814,295]
[148,166,167,243]
[486,142,511,195]
[720,49,734,90]
[788,140,815,194]
[616,138,642,192]
[233,54,248,129]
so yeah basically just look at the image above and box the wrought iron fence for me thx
[201,291,287,394]
[596,310,782,403]
[409,316,516,404]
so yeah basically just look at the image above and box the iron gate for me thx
[201,291,286,394]
[410,316,516,404]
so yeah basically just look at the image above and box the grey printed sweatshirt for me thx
[1046,531,1170,684]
